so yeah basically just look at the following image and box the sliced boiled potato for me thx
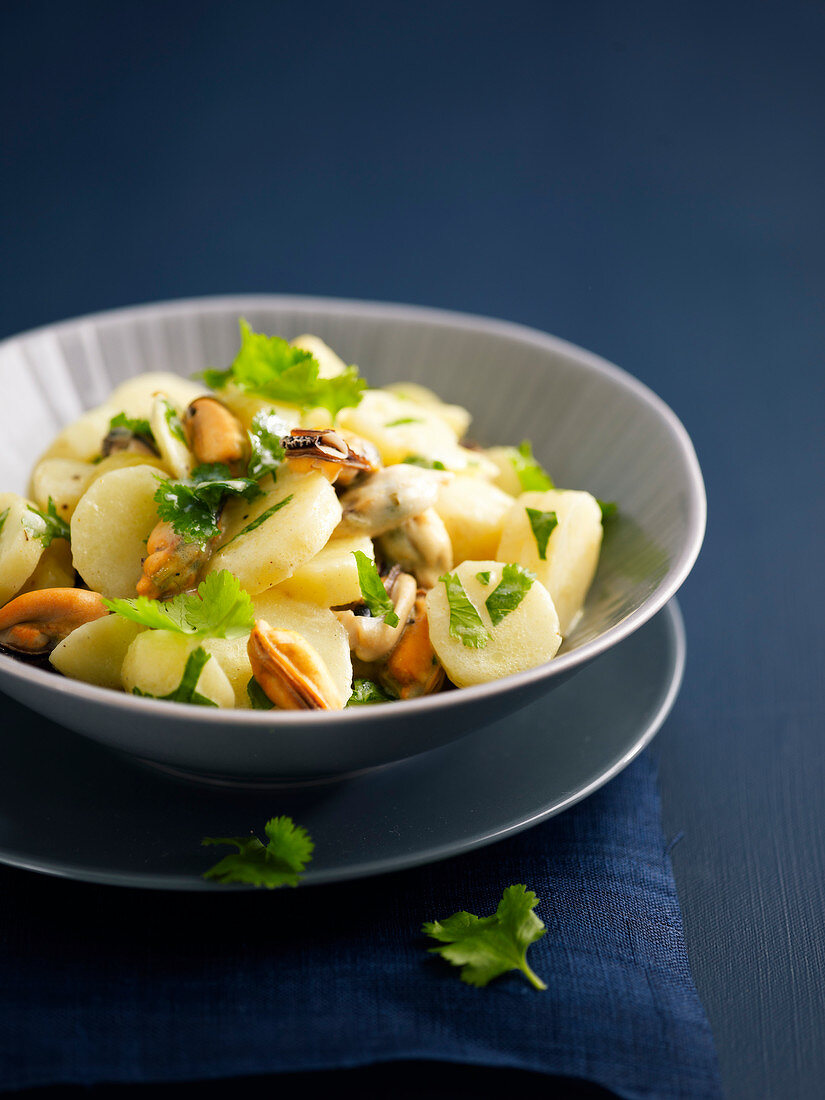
[149,394,193,480]
[50,616,144,690]
[207,468,342,594]
[30,458,97,521]
[426,560,561,687]
[276,533,374,607]
[383,382,471,439]
[107,372,207,420]
[496,489,603,636]
[434,475,513,564]
[337,390,462,466]
[202,635,255,708]
[36,404,115,463]
[70,465,161,598]
[19,539,75,593]
[0,492,46,605]
[291,334,347,378]
[121,630,234,707]
[484,446,524,496]
[252,589,353,705]
[216,381,302,433]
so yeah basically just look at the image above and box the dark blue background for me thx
[2,2,823,1097]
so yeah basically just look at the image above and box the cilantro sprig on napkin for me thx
[202,816,315,888]
[423,884,547,990]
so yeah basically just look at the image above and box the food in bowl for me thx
[0,321,609,709]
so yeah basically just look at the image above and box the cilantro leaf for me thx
[247,677,275,710]
[132,645,218,706]
[162,398,187,444]
[202,815,314,888]
[21,498,71,548]
[402,455,447,470]
[385,416,422,427]
[475,571,491,585]
[0,507,9,536]
[353,551,400,627]
[247,410,287,482]
[423,884,547,990]
[597,499,618,522]
[438,572,489,649]
[511,440,554,492]
[200,319,366,418]
[154,467,262,548]
[525,507,558,560]
[109,411,154,439]
[104,569,254,639]
[347,678,396,705]
[221,494,294,548]
[485,563,535,626]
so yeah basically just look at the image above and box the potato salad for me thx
[0,322,607,709]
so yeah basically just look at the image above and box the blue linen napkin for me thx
[0,751,720,1099]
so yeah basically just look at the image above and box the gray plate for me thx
[0,601,684,890]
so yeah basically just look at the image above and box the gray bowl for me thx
[0,296,705,778]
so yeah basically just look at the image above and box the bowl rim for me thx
[0,293,706,725]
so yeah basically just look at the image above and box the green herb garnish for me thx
[347,679,396,706]
[438,572,489,649]
[202,815,314,888]
[221,494,294,548]
[104,570,254,639]
[132,645,218,706]
[511,440,554,492]
[198,319,366,419]
[0,507,9,536]
[525,507,558,560]
[402,455,447,470]
[597,499,618,522]
[247,410,287,482]
[385,416,422,427]
[109,411,154,439]
[475,571,491,585]
[162,398,187,444]
[353,551,399,627]
[247,677,275,710]
[485,563,535,626]
[154,464,262,548]
[21,498,71,547]
[423,884,547,990]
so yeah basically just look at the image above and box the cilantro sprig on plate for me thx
[154,463,262,548]
[104,570,254,639]
[199,319,366,419]
[424,884,547,990]
[202,816,315,888]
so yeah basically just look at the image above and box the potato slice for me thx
[276,533,374,607]
[434,476,513,564]
[383,382,472,439]
[202,635,255,708]
[50,616,144,690]
[30,458,96,521]
[207,468,342,594]
[121,630,234,707]
[484,446,525,497]
[36,404,115,463]
[215,381,302,433]
[70,465,161,598]
[107,372,207,419]
[291,334,347,378]
[496,489,603,636]
[0,492,46,605]
[19,539,75,593]
[337,390,462,465]
[149,394,193,480]
[252,589,353,704]
[426,560,561,687]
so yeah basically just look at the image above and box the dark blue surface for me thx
[0,754,719,1100]
[1,2,823,1096]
